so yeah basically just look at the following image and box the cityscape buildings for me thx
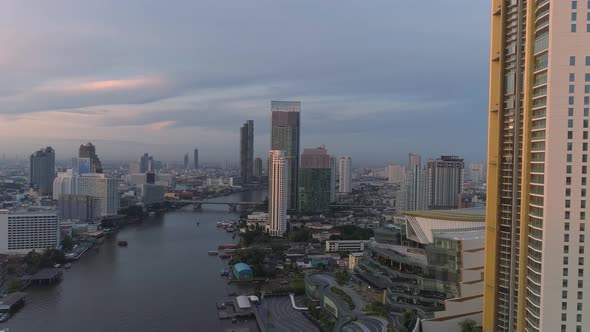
[78,142,103,174]
[29,147,55,195]
[469,162,485,184]
[298,147,332,213]
[183,153,189,170]
[139,153,153,173]
[267,150,288,237]
[387,164,406,185]
[330,156,337,202]
[427,155,464,210]
[58,194,101,223]
[253,157,263,178]
[483,1,590,331]
[338,156,352,193]
[0,208,60,254]
[239,120,254,184]
[77,174,121,216]
[270,101,301,210]
[402,153,429,211]
[193,149,199,169]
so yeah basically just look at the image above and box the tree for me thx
[335,271,349,286]
[459,318,480,332]
[400,310,416,332]
[61,235,74,251]
[5,277,22,294]
[287,229,312,242]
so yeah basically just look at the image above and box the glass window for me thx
[567,188,572,196]
[585,108,589,116]
[583,188,588,196]
[585,120,589,128]
[584,177,588,185]
[571,85,576,93]
[574,0,578,9]
[566,200,571,208]
[566,211,571,219]
[571,73,577,82]
[569,131,574,139]
[572,24,577,32]
[579,257,584,265]
[581,234,586,242]
[570,96,576,105]
[586,96,590,105]
[584,153,588,161]
[584,143,589,151]
[587,56,590,65]
[582,211,586,220]
[586,73,590,81]
[582,200,586,208]
[582,223,586,231]
[567,165,573,173]
[565,245,570,253]
[565,257,570,264]
[587,24,590,32]
[566,234,570,242]
[570,108,575,116]
[569,119,575,128]
[573,12,578,20]
[568,154,573,162]
[563,302,568,310]
[569,142,574,150]
[572,56,577,65]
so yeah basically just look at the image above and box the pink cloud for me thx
[37,76,166,94]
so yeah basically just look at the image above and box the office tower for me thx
[483,1,590,331]
[78,142,103,173]
[338,157,352,193]
[403,153,429,211]
[78,174,120,216]
[183,153,189,170]
[240,120,254,184]
[29,147,55,195]
[193,149,199,169]
[222,160,228,170]
[470,162,485,184]
[253,157,263,177]
[268,150,288,237]
[140,184,165,207]
[299,147,332,213]
[53,169,79,200]
[271,101,301,209]
[139,153,153,173]
[387,164,406,185]
[58,194,101,222]
[330,156,337,202]
[0,209,59,254]
[427,155,464,210]
[130,162,141,174]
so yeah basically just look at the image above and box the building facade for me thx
[141,184,165,207]
[78,142,103,173]
[183,153,189,170]
[299,147,332,213]
[58,194,101,222]
[483,1,590,331]
[268,150,288,237]
[193,148,199,169]
[271,101,301,210]
[0,209,60,254]
[240,120,254,184]
[330,156,337,202]
[427,156,464,210]
[387,164,406,185]
[402,153,430,211]
[53,170,78,200]
[253,157,263,178]
[325,240,368,252]
[338,157,352,193]
[77,174,120,216]
[30,147,55,195]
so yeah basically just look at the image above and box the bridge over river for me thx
[169,199,387,211]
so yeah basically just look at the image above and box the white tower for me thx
[268,150,288,237]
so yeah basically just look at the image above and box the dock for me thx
[22,268,63,285]
[0,292,26,313]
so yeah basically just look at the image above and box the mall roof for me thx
[400,207,485,223]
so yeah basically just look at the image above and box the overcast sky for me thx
[0,0,490,165]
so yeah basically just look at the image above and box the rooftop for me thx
[400,207,485,222]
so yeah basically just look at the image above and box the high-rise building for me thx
[240,120,254,183]
[427,155,464,210]
[387,164,406,185]
[330,156,337,202]
[53,169,79,200]
[299,147,332,213]
[130,161,141,174]
[183,153,189,170]
[0,208,60,254]
[253,157,263,177]
[78,142,103,173]
[77,174,120,216]
[139,153,153,173]
[403,153,429,211]
[193,149,199,169]
[30,147,55,195]
[271,101,301,210]
[338,157,352,193]
[469,162,485,184]
[58,194,101,222]
[482,2,590,331]
[268,150,288,237]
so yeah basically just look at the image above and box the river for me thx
[3,190,267,332]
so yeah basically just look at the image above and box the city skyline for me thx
[0,1,490,164]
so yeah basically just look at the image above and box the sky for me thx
[0,0,491,166]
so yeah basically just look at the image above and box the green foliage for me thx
[335,271,349,286]
[240,229,271,246]
[229,249,275,278]
[287,229,313,242]
[459,318,482,332]
[400,310,416,332]
[387,324,397,332]
[24,249,65,273]
[5,277,22,294]
[331,225,374,240]
[118,205,145,217]
[330,286,356,310]
[364,301,387,317]
[61,235,74,251]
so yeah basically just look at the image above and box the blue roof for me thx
[233,263,252,272]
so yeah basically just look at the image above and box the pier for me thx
[0,292,26,313]
[22,268,63,285]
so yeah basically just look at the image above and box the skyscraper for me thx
[253,157,263,177]
[271,101,301,210]
[193,149,199,169]
[79,142,103,173]
[77,174,120,216]
[30,147,55,195]
[427,155,464,210]
[299,147,332,213]
[240,120,254,183]
[268,150,288,237]
[330,156,337,202]
[387,164,406,185]
[483,2,589,331]
[470,162,485,184]
[338,156,352,193]
[139,153,152,173]
[183,153,189,170]
[403,153,429,211]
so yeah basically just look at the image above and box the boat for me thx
[118,241,128,247]
[218,244,238,250]
[0,312,10,323]
[64,263,72,269]
[220,269,229,276]
[208,251,219,255]
[216,222,223,227]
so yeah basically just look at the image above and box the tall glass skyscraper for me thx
[299,147,331,213]
[78,142,103,174]
[271,101,301,210]
[484,1,590,331]
[30,147,55,195]
[240,120,254,184]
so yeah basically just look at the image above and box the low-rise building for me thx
[348,252,363,271]
[325,240,369,253]
[0,208,60,254]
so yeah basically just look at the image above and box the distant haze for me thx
[0,0,490,165]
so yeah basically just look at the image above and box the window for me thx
[572,56,577,65]
[574,0,578,9]
[580,257,584,265]
[566,234,570,242]
[584,131,588,139]
[566,211,571,219]
[581,246,586,255]
[565,257,570,265]
[578,314,583,322]
[569,131,574,139]
[573,12,578,20]
[578,291,584,299]
[578,303,583,311]
[583,188,587,196]
[586,85,590,93]
[582,200,587,208]
[571,85,576,93]
[567,177,572,185]
[581,234,586,242]
[586,96,590,105]
[565,245,570,253]
[563,312,568,321]
[564,290,569,298]
[568,154,573,162]
[567,165,573,173]
[570,96,576,105]
[586,73,590,81]
[573,24,578,32]
[587,24,590,32]
[582,223,586,232]
[566,200,571,208]
[584,143,588,151]
[582,211,586,220]
[570,119,575,128]
[569,142,574,150]
[570,108,575,116]
[584,154,588,161]
[563,302,568,310]
[585,120,589,128]
[579,280,584,289]
[586,108,590,116]
[567,188,572,196]
[587,56,590,65]
[579,268,585,277]
[588,12,590,20]
[583,177,588,185]
[571,73,577,82]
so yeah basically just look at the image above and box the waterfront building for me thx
[53,170,78,200]
[330,156,337,202]
[77,174,120,216]
[482,1,590,331]
[267,150,288,237]
[338,157,352,193]
[299,147,332,213]
[356,209,485,331]
[0,208,60,254]
[240,120,254,184]
[387,164,406,185]
[271,100,301,210]
[253,157,263,178]
[78,142,103,173]
[325,240,368,253]
[30,147,55,195]
[58,194,101,223]
[427,155,464,210]
[232,263,254,280]
[140,184,165,207]
[193,149,199,169]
